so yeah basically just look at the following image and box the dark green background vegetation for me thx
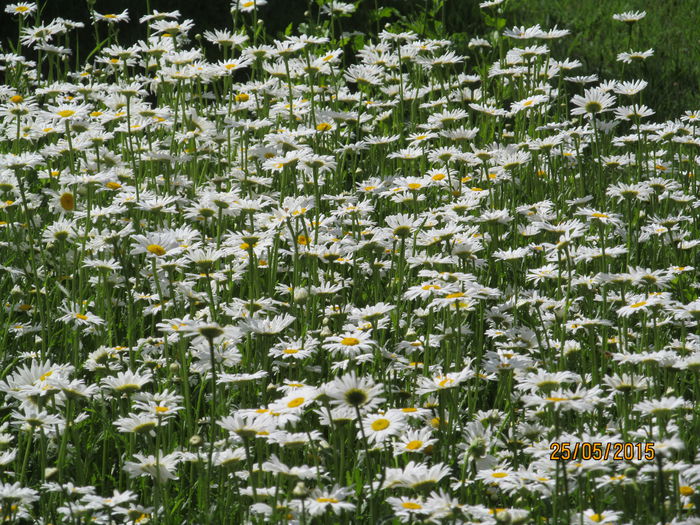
[3,0,698,118]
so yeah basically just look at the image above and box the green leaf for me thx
[352,33,366,52]
[84,36,112,63]
[371,6,399,21]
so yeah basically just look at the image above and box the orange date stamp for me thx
[550,442,655,461]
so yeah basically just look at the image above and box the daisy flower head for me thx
[614,104,655,121]
[617,49,654,64]
[218,412,277,440]
[633,396,690,417]
[613,79,648,96]
[475,465,520,490]
[101,370,153,395]
[92,10,130,24]
[232,0,268,13]
[393,427,437,456]
[123,451,181,482]
[576,207,622,226]
[503,24,546,40]
[416,367,474,395]
[324,372,384,411]
[306,485,355,517]
[269,386,320,412]
[114,413,158,436]
[386,496,428,520]
[479,0,504,7]
[361,411,406,444]
[56,303,105,328]
[580,508,623,524]
[386,213,423,238]
[5,2,37,16]
[511,94,549,113]
[323,330,375,356]
[612,10,646,23]
[570,88,616,116]
[320,1,358,16]
[46,102,90,123]
[131,232,183,258]
[268,338,318,360]
[388,461,452,490]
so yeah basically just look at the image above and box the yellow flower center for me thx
[591,212,609,218]
[235,93,249,102]
[316,497,338,504]
[445,292,464,299]
[630,301,647,308]
[371,418,390,431]
[407,183,422,190]
[155,406,169,413]
[287,397,305,408]
[297,235,309,245]
[147,244,166,256]
[341,337,360,346]
[316,122,332,131]
[57,109,75,118]
[610,475,626,481]
[10,95,24,103]
[402,502,422,509]
[491,472,508,478]
[75,313,88,321]
[59,193,75,211]
[283,348,299,354]
[405,440,423,450]
[680,486,695,496]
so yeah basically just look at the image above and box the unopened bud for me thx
[293,481,308,497]
[293,288,308,304]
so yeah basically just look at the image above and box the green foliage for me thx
[508,0,700,117]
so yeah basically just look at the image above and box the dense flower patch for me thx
[0,1,699,523]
